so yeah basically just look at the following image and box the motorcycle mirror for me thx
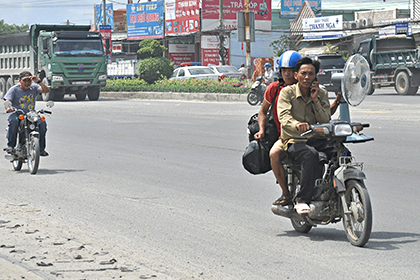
[46,101,54,108]
[4,100,12,109]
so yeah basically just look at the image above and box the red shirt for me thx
[263,81,284,138]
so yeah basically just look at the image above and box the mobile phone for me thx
[311,77,318,93]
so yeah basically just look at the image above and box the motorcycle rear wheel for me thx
[12,160,23,171]
[28,137,40,175]
[289,171,312,233]
[247,91,259,106]
[342,179,372,247]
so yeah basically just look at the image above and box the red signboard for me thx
[202,0,271,31]
[165,0,200,36]
[201,49,230,66]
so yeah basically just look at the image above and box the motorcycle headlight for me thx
[27,111,39,123]
[333,123,352,137]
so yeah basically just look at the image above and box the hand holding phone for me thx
[310,76,319,102]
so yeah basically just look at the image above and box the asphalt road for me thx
[0,88,419,279]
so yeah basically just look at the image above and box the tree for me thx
[137,39,173,84]
[324,42,339,54]
[269,35,297,56]
[0,20,29,36]
[137,39,167,59]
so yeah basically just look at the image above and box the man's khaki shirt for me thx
[277,83,331,149]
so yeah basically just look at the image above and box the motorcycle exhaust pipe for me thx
[271,205,305,222]
[4,154,14,161]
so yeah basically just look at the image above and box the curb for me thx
[99,91,248,102]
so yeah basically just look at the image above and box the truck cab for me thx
[37,30,107,101]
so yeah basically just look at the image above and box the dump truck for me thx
[357,35,420,95]
[0,24,107,101]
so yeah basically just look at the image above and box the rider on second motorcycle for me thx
[4,71,50,157]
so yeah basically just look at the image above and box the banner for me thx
[127,1,164,40]
[201,0,271,31]
[95,4,114,31]
[99,25,112,63]
[201,35,229,66]
[165,0,200,36]
[281,0,321,18]
[168,44,195,66]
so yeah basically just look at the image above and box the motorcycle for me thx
[272,120,374,247]
[3,100,53,174]
[247,76,266,106]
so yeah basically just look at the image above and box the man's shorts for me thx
[270,139,288,162]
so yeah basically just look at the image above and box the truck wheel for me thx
[395,71,417,95]
[76,93,86,101]
[41,78,55,101]
[0,78,6,99]
[87,87,100,101]
[6,77,14,92]
[367,82,375,95]
[51,88,64,101]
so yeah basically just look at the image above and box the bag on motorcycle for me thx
[242,140,271,175]
[247,113,278,147]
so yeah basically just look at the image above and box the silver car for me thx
[170,66,220,80]
[208,65,246,80]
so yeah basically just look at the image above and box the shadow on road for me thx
[278,228,419,250]
[34,168,86,175]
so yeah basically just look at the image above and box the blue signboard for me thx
[127,2,164,40]
[281,0,321,18]
[95,4,114,30]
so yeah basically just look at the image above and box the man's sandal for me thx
[272,196,292,206]
[294,203,311,214]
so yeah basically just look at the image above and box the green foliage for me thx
[324,42,339,54]
[138,57,174,84]
[103,77,250,94]
[269,35,297,56]
[0,20,29,36]
[137,39,166,59]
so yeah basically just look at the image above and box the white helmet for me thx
[278,51,302,68]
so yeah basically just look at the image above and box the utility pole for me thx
[244,0,252,80]
[103,0,107,25]
[219,0,226,65]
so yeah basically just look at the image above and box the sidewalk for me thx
[99,91,248,102]
[0,255,48,279]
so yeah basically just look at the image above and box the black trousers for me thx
[287,142,324,204]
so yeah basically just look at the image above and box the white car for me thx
[170,64,220,81]
[207,65,246,80]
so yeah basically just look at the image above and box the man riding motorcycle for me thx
[278,57,331,214]
[4,71,50,157]
[263,62,274,84]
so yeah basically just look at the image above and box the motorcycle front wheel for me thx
[27,137,40,175]
[291,216,312,233]
[247,91,259,106]
[342,179,372,247]
[12,160,23,171]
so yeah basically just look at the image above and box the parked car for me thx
[310,54,346,93]
[207,65,247,80]
[170,62,220,81]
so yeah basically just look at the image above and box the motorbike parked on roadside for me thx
[247,76,267,106]
[3,100,53,174]
[272,120,373,247]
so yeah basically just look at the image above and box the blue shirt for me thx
[4,83,41,113]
